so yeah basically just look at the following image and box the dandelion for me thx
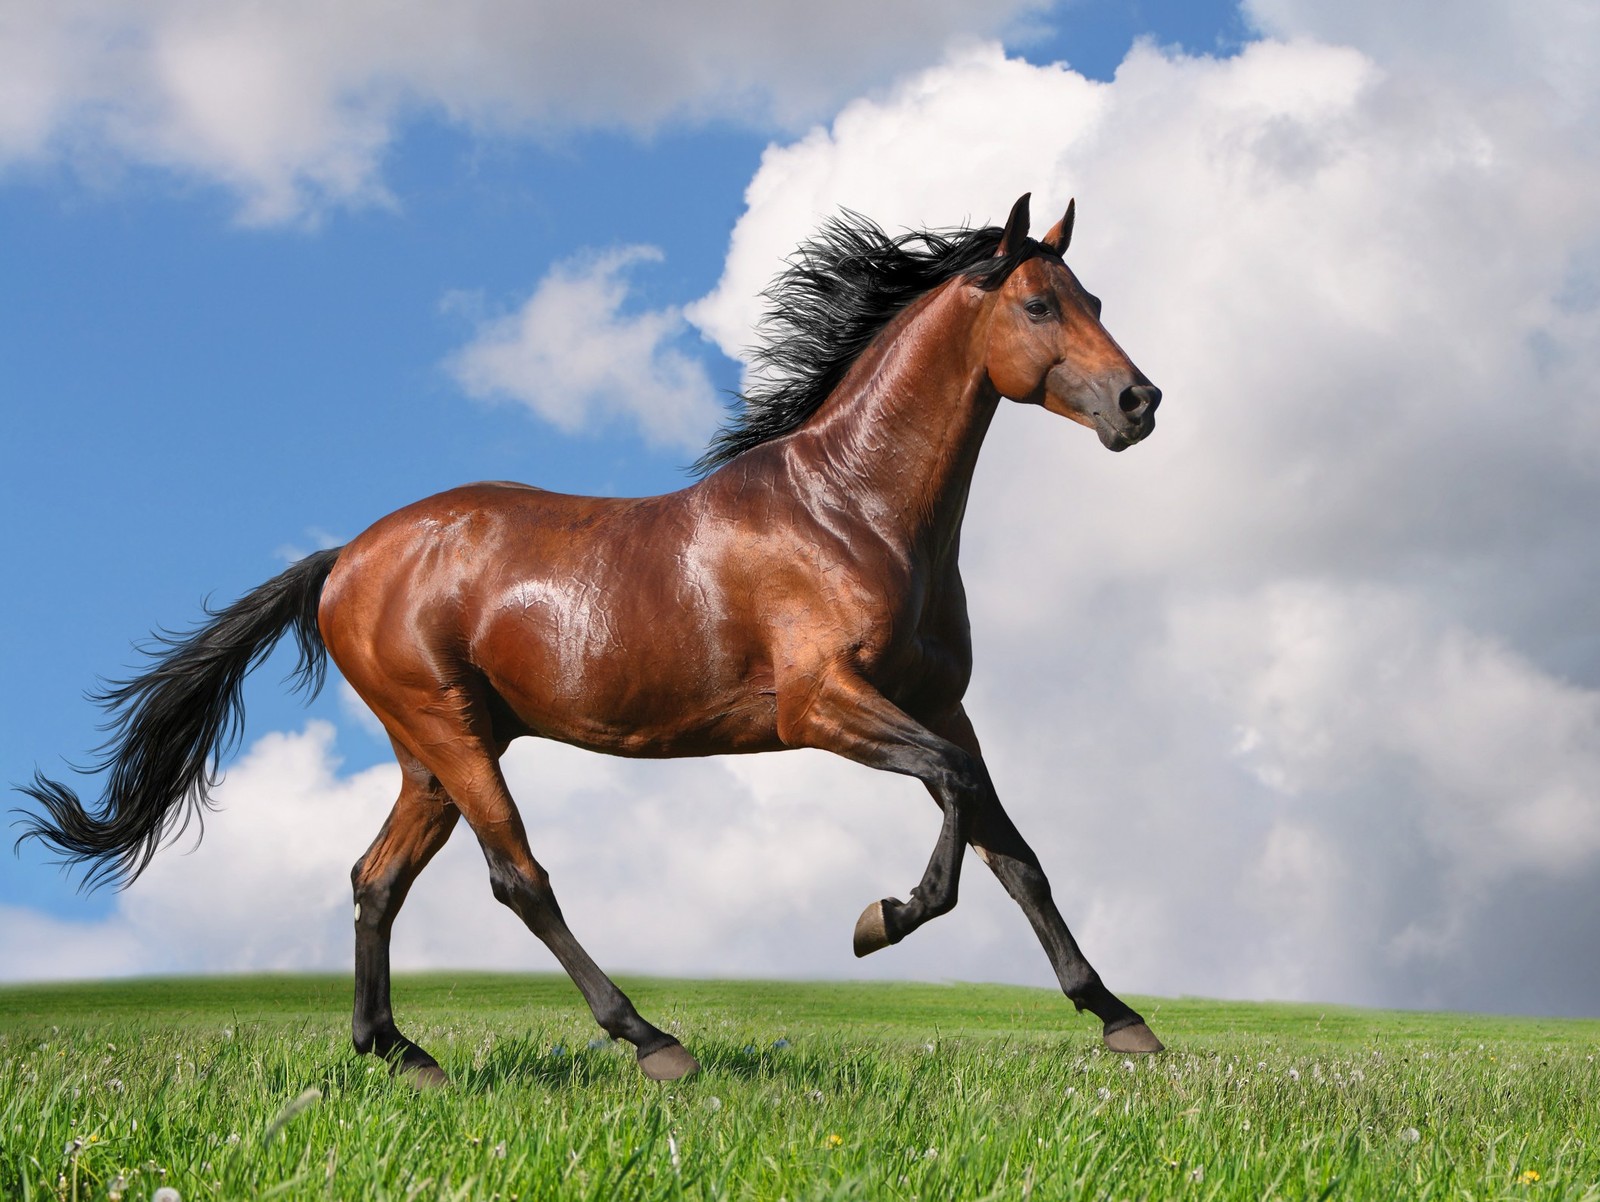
[152,1190,182,1202]
[825,1133,844,1148]
[1122,1059,1136,1073]
[1288,1068,1300,1082]
[493,1142,507,1159]
[1519,1169,1541,1185]
[1096,1087,1111,1101]
[1063,1086,1077,1099]
[924,1147,939,1160]
[108,1172,128,1201]
[807,1089,825,1104]
[1399,1127,1421,1144]
[706,1096,723,1112]
[1189,1166,1205,1183]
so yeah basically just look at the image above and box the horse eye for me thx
[1023,298,1052,319]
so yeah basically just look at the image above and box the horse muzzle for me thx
[1096,383,1161,452]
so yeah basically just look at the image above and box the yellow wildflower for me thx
[825,1133,843,1148]
[1520,1169,1541,1185]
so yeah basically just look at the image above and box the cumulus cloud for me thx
[0,722,1036,995]
[0,0,1044,223]
[447,246,722,450]
[10,1,1600,1019]
[684,6,1600,1014]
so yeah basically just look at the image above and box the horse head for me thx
[980,193,1160,452]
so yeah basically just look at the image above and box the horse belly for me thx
[474,577,780,758]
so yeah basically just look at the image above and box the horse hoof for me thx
[401,1062,450,1089]
[638,1042,700,1082]
[853,899,896,957]
[1103,1021,1164,1054]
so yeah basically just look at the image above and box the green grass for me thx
[2,974,1598,1200]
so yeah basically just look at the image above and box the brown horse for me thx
[19,193,1164,1083]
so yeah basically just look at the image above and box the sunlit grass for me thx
[2,974,1598,1199]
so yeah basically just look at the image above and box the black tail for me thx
[14,547,344,891]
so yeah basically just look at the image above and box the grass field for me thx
[2,974,1597,1200]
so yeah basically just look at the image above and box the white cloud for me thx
[447,246,722,449]
[0,0,1045,223]
[10,3,1600,1019]
[0,722,1047,998]
[683,15,1600,1015]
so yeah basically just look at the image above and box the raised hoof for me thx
[638,1042,700,1082]
[853,899,897,958]
[1103,1021,1164,1054]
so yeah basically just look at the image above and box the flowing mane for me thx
[20,191,1168,1083]
[693,213,1054,474]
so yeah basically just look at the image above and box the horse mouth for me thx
[1097,413,1154,452]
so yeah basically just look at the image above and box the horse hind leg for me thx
[351,742,461,1086]
[398,720,698,1082]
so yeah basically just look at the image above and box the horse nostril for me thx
[1118,384,1161,415]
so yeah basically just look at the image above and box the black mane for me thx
[693,213,1052,475]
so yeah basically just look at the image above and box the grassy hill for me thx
[2,973,1597,1199]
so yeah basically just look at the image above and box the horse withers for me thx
[19,194,1164,1083]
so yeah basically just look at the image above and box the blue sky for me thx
[4,0,1599,1016]
[1,0,1245,915]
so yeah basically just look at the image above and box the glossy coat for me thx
[20,195,1166,1081]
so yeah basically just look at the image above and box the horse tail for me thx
[14,546,344,891]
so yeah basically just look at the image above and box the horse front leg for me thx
[776,667,985,955]
[932,708,1163,1054]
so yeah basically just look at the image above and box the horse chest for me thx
[852,570,974,715]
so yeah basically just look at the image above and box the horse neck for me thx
[787,282,999,555]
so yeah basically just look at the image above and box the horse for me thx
[17,193,1165,1083]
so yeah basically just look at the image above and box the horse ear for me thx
[996,193,1031,257]
[1042,198,1075,254]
